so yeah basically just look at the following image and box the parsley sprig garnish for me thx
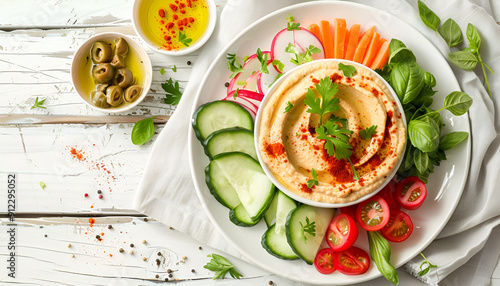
[256,48,269,74]
[162,78,182,105]
[226,53,244,79]
[204,254,243,280]
[286,14,300,31]
[31,97,47,109]
[338,63,357,78]
[300,217,316,243]
[178,31,192,47]
[307,168,319,188]
[418,253,437,276]
[285,44,321,66]
[360,125,377,140]
[284,101,293,113]
[304,77,340,125]
[316,120,353,160]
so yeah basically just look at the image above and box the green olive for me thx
[91,90,110,108]
[113,68,133,89]
[91,41,113,64]
[124,85,142,103]
[96,83,110,93]
[110,54,126,68]
[114,38,129,56]
[92,63,115,84]
[105,85,124,106]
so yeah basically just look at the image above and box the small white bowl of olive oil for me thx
[132,0,216,55]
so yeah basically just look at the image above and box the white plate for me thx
[188,2,471,285]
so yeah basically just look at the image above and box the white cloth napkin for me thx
[134,0,500,285]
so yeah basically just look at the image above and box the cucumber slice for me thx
[229,204,261,227]
[286,205,336,265]
[274,192,297,234]
[203,127,257,160]
[205,162,241,209]
[262,224,299,260]
[264,193,279,228]
[213,152,275,220]
[192,100,253,142]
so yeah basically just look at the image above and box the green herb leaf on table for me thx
[131,116,156,145]
[390,59,425,104]
[179,31,192,47]
[439,18,463,47]
[418,0,440,32]
[284,101,293,113]
[256,48,269,74]
[338,62,357,78]
[448,51,478,71]
[40,181,46,190]
[466,23,481,50]
[307,168,319,188]
[442,91,473,116]
[226,53,244,79]
[368,231,399,285]
[31,97,47,109]
[439,131,468,150]
[159,67,165,75]
[300,217,316,243]
[162,78,183,106]
[418,253,438,276]
[408,118,440,153]
[172,65,177,72]
[360,125,377,140]
[204,254,242,280]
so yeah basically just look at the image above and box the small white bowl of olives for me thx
[71,32,152,113]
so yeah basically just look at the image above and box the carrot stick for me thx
[344,29,350,59]
[344,24,361,61]
[370,39,390,70]
[333,19,347,59]
[308,24,322,42]
[320,20,335,59]
[362,32,381,67]
[353,26,375,63]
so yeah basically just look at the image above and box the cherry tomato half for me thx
[314,248,336,274]
[326,213,359,252]
[356,195,390,231]
[380,210,414,242]
[332,246,370,275]
[340,204,358,223]
[396,176,427,210]
[378,180,400,211]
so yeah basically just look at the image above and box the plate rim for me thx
[187,1,471,284]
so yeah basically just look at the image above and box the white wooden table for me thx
[0,1,499,285]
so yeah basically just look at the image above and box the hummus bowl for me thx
[255,59,407,208]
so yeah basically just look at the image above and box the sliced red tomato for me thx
[356,195,390,231]
[314,248,336,274]
[326,213,359,251]
[378,180,400,211]
[396,176,427,210]
[380,210,414,242]
[332,246,370,275]
[340,204,358,223]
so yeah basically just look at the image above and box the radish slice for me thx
[226,52,271,95]
[259,60,280,95]
[271,27,325,74]
[224,89,266,116]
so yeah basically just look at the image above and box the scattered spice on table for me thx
[142,239,147,244]
[119,248,124,253]
[88,218,95,227]
[97,190,102,194]
[129,250,134,254]
[144,218,149,222]
[67,243,71,248]
[169,273,173,278]
[44,234,47,237]
[198,246,203,250]
[158,252,162,256]
[98,194,103,199]
[142,257,147,261]
[268,281,274,285]
[84,193,89,197]
[191,269,196,273]
[167,269,172,273]
[155,274,160,279]
[130,243,134,247]
[187,61,192,65]
[165,278,169,282]
[107,225,113,229]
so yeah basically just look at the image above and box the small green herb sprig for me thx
[179,31,192,47]
[204,254,242,280]
[285,43,321,66]
[338,63,357,78]
[418,253,438,276]
[284,101,293,113]
[162,78,183,106]
[306,168,319,188]
[31,97,46,109]
[226,53,244,79]
[299,217,316,243]
[360,125,377,140]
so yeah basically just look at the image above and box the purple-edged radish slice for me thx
[271,27,325,74]
[259,60,280,95]
[224,89,265,116]
[226,52,271,95]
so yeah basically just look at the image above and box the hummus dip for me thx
[257,60,406,204]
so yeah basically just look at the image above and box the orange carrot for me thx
[344,24,361,61]
[370,39,390,70]
[308,24,322,42]
[344,29,350,59]
[353,26,375,63]
[320,20,335,59]
[333,19,347,59]
[362,32,381,67]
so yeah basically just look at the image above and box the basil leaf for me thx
[439,131,469,150]
[418,0,440,32]
[390,60,425,104]
[422,107,443,131]
[424,71,436,88]
[368,231,399,285]
[388,47,416,67]
[414,149,430,175]
[338,62,357,78]
[448,51,479,71]
[131,117,155,145]
[388,38,407,55]
[408,119,440,152]
[401,144,415,172]
[466,23,481,50]
[443,91,473,116]
[461,47,477,54]
[439,18,463,47]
